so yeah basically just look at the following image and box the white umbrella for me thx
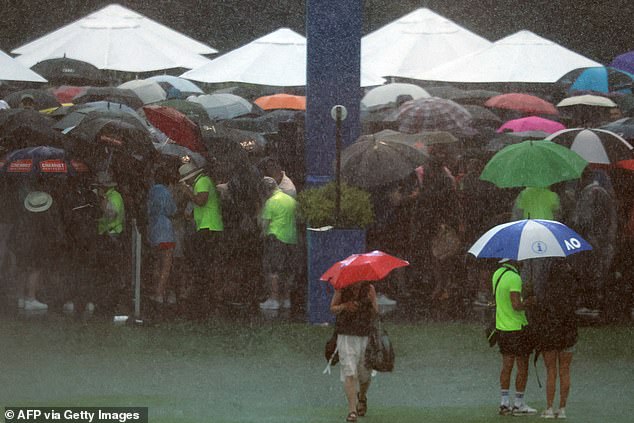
[146,75,203,94]
[361,83,430,111]
[361,8,492,79]
[12,4,213,72]
[416,30,601,83]
[546,128,633,165]
[557,95,618,108]
[119,79,167,105]
[181,27,384,87]
[0,49,47,83]
[188,94,260,120]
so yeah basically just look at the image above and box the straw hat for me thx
[178,163,203,182]
[24,191,53,213]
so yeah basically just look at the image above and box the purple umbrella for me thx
[610,51,634,75]
[497,116,566,134]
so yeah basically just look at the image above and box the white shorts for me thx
[337,334,370,383]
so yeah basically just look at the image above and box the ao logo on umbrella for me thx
[564,237,582,251]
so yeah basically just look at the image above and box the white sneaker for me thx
[63,302,75,313]
[259,298,280,310]
[17,297,25,309]
[540,408,555,419]
[556,408,566,419]
[282,299,291,309]
[377,293,397,306]
[512,404,537,416]
[24,298,48,311]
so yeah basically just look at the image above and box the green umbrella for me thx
[480,139,587,188]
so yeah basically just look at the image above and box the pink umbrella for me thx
[497,116,566,134]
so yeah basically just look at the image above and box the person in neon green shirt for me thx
[259,177,297,311]
[94,171,126,314]
[492,261,537,416]
[178,163,224,312]
[514,186,560,220]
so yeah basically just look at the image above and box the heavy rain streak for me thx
[0,1,633,423]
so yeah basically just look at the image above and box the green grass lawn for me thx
[1,315,633,422]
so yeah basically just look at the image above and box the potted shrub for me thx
[297,182,374,324]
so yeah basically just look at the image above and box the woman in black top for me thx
[330,282,379,422]
[536,259,578,419]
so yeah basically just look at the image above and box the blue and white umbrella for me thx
[468,219,592,261]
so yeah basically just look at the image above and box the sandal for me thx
[357,394,367,416]
[345,411,358,422]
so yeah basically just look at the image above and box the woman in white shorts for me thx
[330,281,379,422]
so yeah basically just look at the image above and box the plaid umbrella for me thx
[396,97,476,137]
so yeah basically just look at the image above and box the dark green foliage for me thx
[297,182,374,229]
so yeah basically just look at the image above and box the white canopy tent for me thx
[361,8,492,80]
[181,28,384,87]
[12,4,215,72]
[0,49,47,83]
[415,30,602,83]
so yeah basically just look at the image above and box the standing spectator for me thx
[19,93,35,110]
[94,171,126,313]
[178,162,224,312]
[512,185,560,302]
[9,191,66,311]
[147,165,178,305]
[570,167,618,315]
[258,156,297,198]
[535,259,578,419]
[492,260,537,416]
[259,177,297,310]
[330,281,379,422]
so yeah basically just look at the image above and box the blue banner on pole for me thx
[305,0,362,186]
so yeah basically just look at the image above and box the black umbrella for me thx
[341,138,427,188]
[156,99,214,126]
[66,117,157,171]
[31,57,108,86]
[4,89,61,110]
[73,87,144,110]
[0,109,64,153]
[53,103,149,133]
[485,130,550,152]
[601,117,634,141]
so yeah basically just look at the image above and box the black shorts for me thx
[498,327,535,356]
[263,236,296,275]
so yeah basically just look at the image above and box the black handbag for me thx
[365,319,394,372]
[324,331,339,365]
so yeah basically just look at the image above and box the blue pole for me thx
[305,0,362,186]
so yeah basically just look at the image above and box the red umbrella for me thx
[50,85,88,104]
[485,93,558,116]
[143,105,205,152]
[320,250,409,290]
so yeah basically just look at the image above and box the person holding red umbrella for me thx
[330,282,378,423]
[323,250,408,422]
